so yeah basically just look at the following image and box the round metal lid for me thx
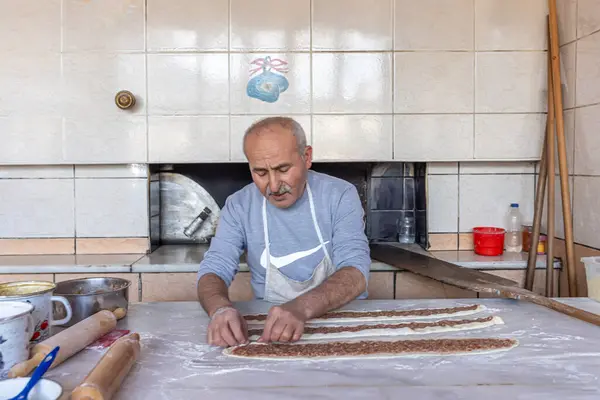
[0,281,56,298]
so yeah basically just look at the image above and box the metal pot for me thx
[52,277,131,327]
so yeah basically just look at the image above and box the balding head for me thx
[242,117,313,209]
[243,116,307,157]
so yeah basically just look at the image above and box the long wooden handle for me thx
[548,0,578,296]
[71,333,141,400]
[546,17,556,298]
[495,286,600,327]
[9,310,117,378]
[525,127,547,290]
[370,244,600,328]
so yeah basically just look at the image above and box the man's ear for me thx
[304,146,313,169]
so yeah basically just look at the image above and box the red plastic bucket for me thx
[473,227,505,256]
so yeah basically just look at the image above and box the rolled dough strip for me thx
[247,316,504,341]
[223,338,518,361]
[244,304,486,325]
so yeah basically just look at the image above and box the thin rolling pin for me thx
[9,310,117,378]
[71,333,141,400]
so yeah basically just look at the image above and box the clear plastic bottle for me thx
[505,203,523,252]
[397,215,415,244]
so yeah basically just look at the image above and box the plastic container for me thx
[522,224,533,252]
[537,234,547,255]
[473,227,506,256]
[397,215,415,244]
[505,203,523,252]
[580,257,600,301]
[0,377,62,400]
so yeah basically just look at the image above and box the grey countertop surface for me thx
[45,297,599,400]
[0,243,559,274]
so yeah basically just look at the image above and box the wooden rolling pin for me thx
[71,332,141,400]
[9,310,119,378]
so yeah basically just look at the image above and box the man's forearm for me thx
[287,266,366,320]
[197,273,233,317]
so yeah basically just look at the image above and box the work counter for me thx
[0,244,562,302]
[47,297,599,399]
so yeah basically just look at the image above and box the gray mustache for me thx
[267,183,291,196]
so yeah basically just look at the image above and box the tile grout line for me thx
[72,165,77,253]
[144,0,150,164]
[309,0,313,144]
[472,0,476,159]
[309,0,315,148]
[391,0,395,160]
[138,49,549,55]
[571,0,579,222]
[228,0,233,161]
[571,12,579,177]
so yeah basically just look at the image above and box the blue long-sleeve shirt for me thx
[197,170,371,299]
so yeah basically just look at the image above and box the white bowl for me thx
[0,378,62,400]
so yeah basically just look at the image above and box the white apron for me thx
[262,183,336,304]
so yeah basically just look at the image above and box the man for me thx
[197,116,370,347]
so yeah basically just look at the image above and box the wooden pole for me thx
[370,244,600,328]
[546,33,556,297]
[525,132,547,291]
[548,1,577,296]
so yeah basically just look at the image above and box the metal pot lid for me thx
[0,281,56,298]
[0,301,34,323]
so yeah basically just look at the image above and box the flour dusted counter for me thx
[45,298,600,399]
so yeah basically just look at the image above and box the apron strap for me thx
[262,197,270,267]
[306,183,331,261]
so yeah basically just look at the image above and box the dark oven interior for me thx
[149,162,427,250]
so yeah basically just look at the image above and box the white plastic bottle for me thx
[505,203,523,252]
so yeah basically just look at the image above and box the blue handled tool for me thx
[8,346,60,400]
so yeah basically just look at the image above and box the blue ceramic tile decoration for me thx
[246,56,289,103]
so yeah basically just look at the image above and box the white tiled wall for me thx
[577,0,600,38]
[440,0,600,249]
[148,116,230,163]
[427,162,536,233]
[0,179,75,238]
[474,0,548,50]
[0,165,149,240]
[0,0,549,165]
[146,0,229,52]
[566,0,600,250]
[394,115,474,161]
[394,0,473,51]
[2,0,595,247]
[427,0,600,247]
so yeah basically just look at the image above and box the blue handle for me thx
[10,346,60,400]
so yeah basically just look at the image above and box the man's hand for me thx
[207,306,249,347]
[258,303,307,343]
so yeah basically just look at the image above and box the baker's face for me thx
[244,125,312,209]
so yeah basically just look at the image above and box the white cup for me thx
[0,301,35,379]
[0,281,72,345]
